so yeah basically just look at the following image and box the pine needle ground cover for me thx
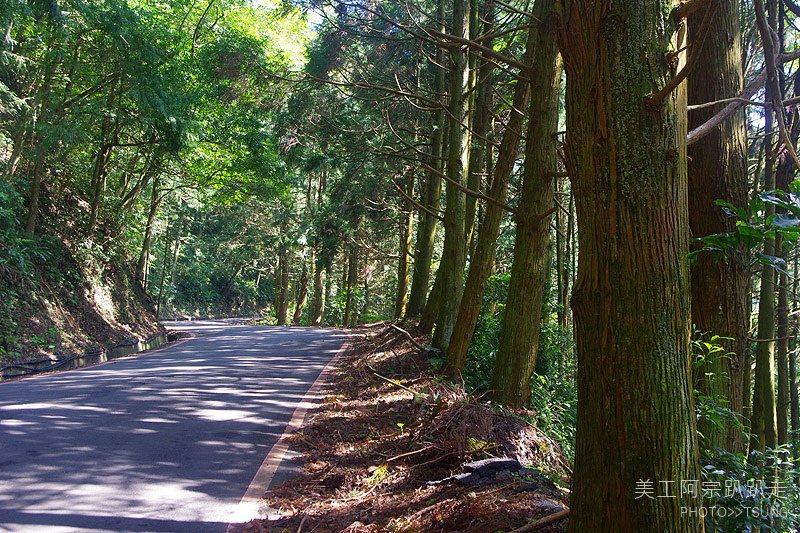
[242,323,570,532]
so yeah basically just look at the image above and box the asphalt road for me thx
[0,321,348,533]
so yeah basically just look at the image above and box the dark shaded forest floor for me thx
[242,323,570,532]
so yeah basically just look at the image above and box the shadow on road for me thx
[0,324,348,532]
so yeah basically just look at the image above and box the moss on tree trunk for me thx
[557,0,702,529]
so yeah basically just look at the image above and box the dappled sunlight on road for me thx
[0,324,348,532]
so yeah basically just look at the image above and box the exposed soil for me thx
[240,322,571,532]
[0,238,163,365]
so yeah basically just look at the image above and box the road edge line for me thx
[227,335,351,529]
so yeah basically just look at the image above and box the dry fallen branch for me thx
[508,508,571,532]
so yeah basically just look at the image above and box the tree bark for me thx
[276,250,289,326]
[557,0,702,529]
[490,0,560,408]
[443,24,536,378]
[777,265,789,445]
[431,0,471,351]
[394,174,414,319]
[292,261,309,325]
[407,0,446,318]
[751,56,778,453]
[344,242,359,327]
[88,119,115,235]
[464,0,493,255]
[418,265,443,334]
[311,251,326,326]
[136,175,161,286]
[687,0,749,454]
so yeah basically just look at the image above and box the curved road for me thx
[0,321,348,532]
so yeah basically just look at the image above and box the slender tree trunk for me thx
[88,119,114,235]
[432,0,471,351]
[490,0,561,407]
[323,263,332,326]
[292,261,309,325]
[791,257,799,466]
[24,154,45,236]
[394,174,414,319]
[155,215,174,318]
[777,265,789,444]
[311,252,325,326]
[558,0,702,529]
[136,175,161,285]
[464,0,493,255]
[407,0,447,318]
[22,34,58,235]
[170,211,182,288]
[687,0,749,453]
[276,250,289,325]
[418,266,443,335]
[444,24,536,377]
[344,243,359,327]
[751,51,778,453]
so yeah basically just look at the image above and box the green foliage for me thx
[700,447,799,532]
[692,333,799,531]
[459,273,509,391]
[693,182,800,273]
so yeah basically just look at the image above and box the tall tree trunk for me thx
[276,250,289,326]
[24,154,46,236]
[444,24,536,377]
[136,175,161,286]
[687,0,749,454]
[407,0,446,318]
[88,120,114,235]
[344,243,359,327]
[557,0,702,529]
[777,265,789,445]
[324,263,332,325]
[791,257,799,466]
[431,0,471,351]
[751,38,778,453]
[394,174,414,319]
[464,0,493,255]
[292,261,309,325]
[155,215,174,319]
[311,252,325,326]
[22,34,58,235]
[490,0,560,407]
[418,265,443,334]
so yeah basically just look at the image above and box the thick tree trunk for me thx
[687,0,749,454]
[490,0,560,407]
[431,0,471,351]
[558,0,702,529]
[443,24,536,377]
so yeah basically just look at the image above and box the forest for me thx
[3,0,800,530]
